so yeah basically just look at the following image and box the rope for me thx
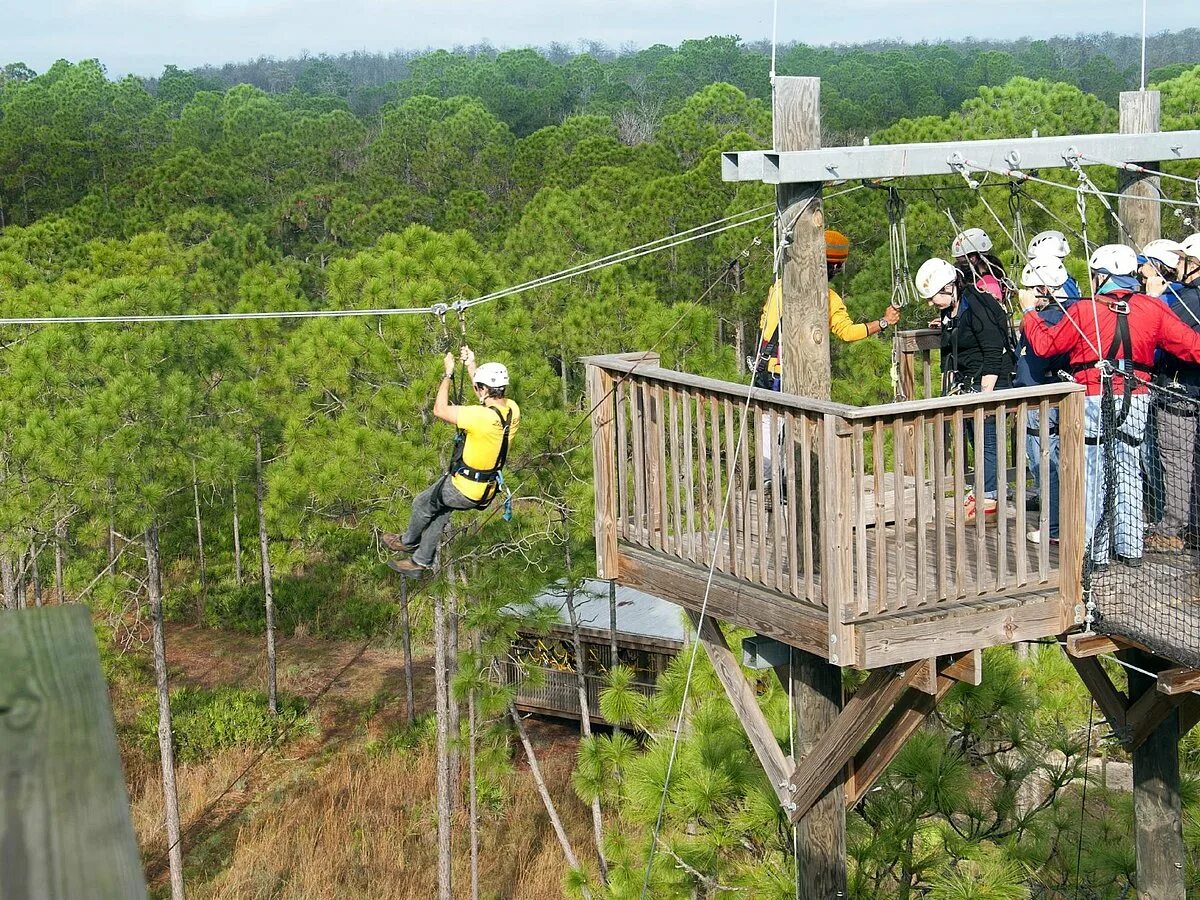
[0,207,775,327]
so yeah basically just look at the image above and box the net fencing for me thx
[1085,371,1200,668]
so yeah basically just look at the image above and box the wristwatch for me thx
[877,317,890,330]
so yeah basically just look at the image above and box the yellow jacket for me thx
[758,280,869,374]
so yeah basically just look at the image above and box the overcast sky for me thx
[3,0,1198,77]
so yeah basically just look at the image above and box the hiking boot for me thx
[1145,532,1185,553]
[1027,530,1060,546]
[387,558,428,577]
[380,532,417,553]
[963,492,997,525]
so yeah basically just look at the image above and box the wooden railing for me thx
[586,351,1086,667]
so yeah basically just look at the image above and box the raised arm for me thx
[432,352,463,426]
[1022,304,1088,359]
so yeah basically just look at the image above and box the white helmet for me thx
[951,228,993,258]
[915,258,958,300]
[1177,233,1200,261]
[1028,230,1070,259]
[1021,255,1069,289]
[1088,244,1139,276]
[1141,239,1183,270]
[474,362,509,388]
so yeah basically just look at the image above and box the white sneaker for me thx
[1027,530,1059,546]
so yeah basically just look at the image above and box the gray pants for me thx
[1151,405,1199,538]
[401,476,479,567]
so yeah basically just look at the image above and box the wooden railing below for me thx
[585,351,1086,669]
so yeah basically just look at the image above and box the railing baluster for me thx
[872,420,887,615]
[933,411,948,601]
[786,412,802,600]
[682,388,697,564]
[893,417,908,611]
[1015,401,1028,586]
[1039,397,1051,581]
[755,407,770,588]
[952,408,967,599]
[709,396,725,572]
[801,414,815,604]
[695,393,710,565]
[913,413,927,606]
[851,422,867,616]
[995,402,1008,592]
[723,400,740,576]
[653,384,668,554]
[738,402,754,582]
[668,386,683,559]
[615,379,629,540]
[769,406,786,594]
[630,378,647,546]
[973,405,988,594]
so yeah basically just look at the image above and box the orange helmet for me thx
[825,229,850,265]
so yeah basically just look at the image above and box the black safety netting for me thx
[1085,373,1200,668]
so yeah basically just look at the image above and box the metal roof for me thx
[505,579,687,648]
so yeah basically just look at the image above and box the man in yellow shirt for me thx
[384,345,520,575]
[754,229,900,388]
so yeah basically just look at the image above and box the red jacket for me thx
[1022,290,1200,396]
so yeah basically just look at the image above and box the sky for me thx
[2,0,1198,77]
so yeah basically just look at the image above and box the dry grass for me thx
[163,746,593,899]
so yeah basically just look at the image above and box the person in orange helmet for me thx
[755,229,900,492]
[753,229,901,391]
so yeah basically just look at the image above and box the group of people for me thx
[755,223,1200,569]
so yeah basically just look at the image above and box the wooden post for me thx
[1118,91,1162,248]
[775,75,847,898]
[588,365,619,580]
[0,606,147,898]
[1057,390,1086,629]
[1124,649,1186,900]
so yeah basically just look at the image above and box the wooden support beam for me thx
[1124,647,1186,899]
[688,612,794,805]
[1127,686,1182,751]
[1156,667,1200,697]
[912,658,939,695]
[1178,695,1200,736]
[941,649,982,686]
[1118,91,1162,249]
[786,660,925,823]
[1065,631,1127,658]
[0,606,148,899]
[1065,653,1129,734]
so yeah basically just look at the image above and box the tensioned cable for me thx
[975,164,1199,209]
[0,206,773,327]
[1076,154,1200,189]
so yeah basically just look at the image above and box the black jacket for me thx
[939,284,1016,385]
[1158,279,1200,396]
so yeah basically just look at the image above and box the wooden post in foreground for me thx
[774,75,847,899]
[1118,91,1162,250]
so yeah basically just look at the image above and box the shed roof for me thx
[505,579,687,649]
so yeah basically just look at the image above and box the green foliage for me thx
[137,685,311,762]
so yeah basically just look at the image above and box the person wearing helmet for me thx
[383,345,520,575]
[1138,238,1185,301]
[1147,234,1200,552]
[754,229,899,491]
[916,257,1016,523]
[1021,243,1200,568]
[1014,255,1076,545]
[1026,231,1082,299]
[951,227,1007,302]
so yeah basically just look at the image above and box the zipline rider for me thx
[383,346,519,575]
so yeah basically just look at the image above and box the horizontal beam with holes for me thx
[722,130,1200,185]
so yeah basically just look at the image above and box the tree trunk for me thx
[255,433,278,715]
[192,463,206,603]
[433,580,453,900]
[399,576,415,727]
[54,521,65,603]
[608,579,622,741]
[146,522,186,900]
[30,537,41,607]
[447,586,460,808]
[468,633,480,900]
[1,554,16,609]
[231,486,243,587]
[563,538,607,881]
[108,481,117,570]
[509,699,589,896]
[16,549,26,609]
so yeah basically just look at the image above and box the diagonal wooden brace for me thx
[688,612,795,805]
[786,658,927,822]
[1065,652,1129,736]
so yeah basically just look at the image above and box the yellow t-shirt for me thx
[758,280,870,375]
[452,400,521,501]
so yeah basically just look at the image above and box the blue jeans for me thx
[1026,407,1060,538]
[963,380,1010,500]
[1084,393,1150,564]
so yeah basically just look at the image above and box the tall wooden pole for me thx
[774,76,847,899]
[1118,91,1162,249]
[1119,89,1182,900]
